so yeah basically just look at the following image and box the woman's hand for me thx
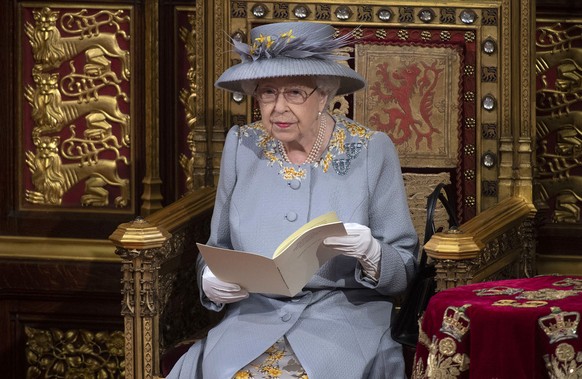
[323,223,381,280]
[202,266,249,304]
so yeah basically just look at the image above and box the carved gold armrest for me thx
[424,196,537,291]
[109,187,216,379]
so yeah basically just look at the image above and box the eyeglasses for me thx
[254,86,318,105]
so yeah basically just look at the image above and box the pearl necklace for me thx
[278,113,327,165]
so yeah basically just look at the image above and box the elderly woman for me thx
[167,21,418,379]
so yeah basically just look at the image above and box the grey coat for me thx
[168,115,418,379]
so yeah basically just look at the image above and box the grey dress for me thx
[167,114,418,379]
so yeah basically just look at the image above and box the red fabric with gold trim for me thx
[413,276,582,379]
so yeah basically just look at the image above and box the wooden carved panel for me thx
[534,8,582,269]
[0,260,123,378]
[19,5,134,212]
[25,326,124,379]
[175,5,211,195]
[0,2,142,239]
[535,20,582,225]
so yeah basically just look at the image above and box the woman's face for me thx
[256,76,327,146]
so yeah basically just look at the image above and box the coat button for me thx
[281,313,292,322]
[289,179,301,190]
[285,211,298,222]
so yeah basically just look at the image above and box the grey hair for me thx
[315,76,341,108]
[241,75,341,105]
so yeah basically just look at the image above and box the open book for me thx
[197,212,347,297]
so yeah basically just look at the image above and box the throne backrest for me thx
[109,2,536,378]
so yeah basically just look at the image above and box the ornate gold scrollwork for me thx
[25,326,124,379]
[111,217,169,317]
[178,11,208,193]
[23,6,132,208]
[111,218,168,379]
[536,23,582,224]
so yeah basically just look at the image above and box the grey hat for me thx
[215,22,366,96]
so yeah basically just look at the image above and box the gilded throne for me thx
[109,1,536,378]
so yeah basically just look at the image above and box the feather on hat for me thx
[215,22,366,96]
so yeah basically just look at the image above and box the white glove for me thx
[323,223,382,280]
[202,266,249,304]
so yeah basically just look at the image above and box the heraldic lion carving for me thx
[25,7,131,80]
[24,71,130,146]
[25,136,130,207]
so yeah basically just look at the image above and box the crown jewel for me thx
[440,304,472,342]
[538,307,580,344]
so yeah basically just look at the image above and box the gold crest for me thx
[538,307,580,344]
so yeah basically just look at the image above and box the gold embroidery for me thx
[553,278,582,290]
[492,299,548,308]
[263,149,278,164]
[345,119,373,139]
[321,151,333,173]
[414,317,470,379]
[555,343,576,362]
[426,336,470,379]
[438,337,457,356]
[440,304,471,341]
[412,358,427,379]
[473,286,523,296]
[418,315,431,349]
[538,307,580,344]
[329,128,346,152]
[245,115,373,182]
[520,300,549,307]
[491,299,517,306]
[516,288,580,301]
[543,342,582,378]
[239,122,279,166]
[281,166,306,181]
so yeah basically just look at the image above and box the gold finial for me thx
[108,217,170,250]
